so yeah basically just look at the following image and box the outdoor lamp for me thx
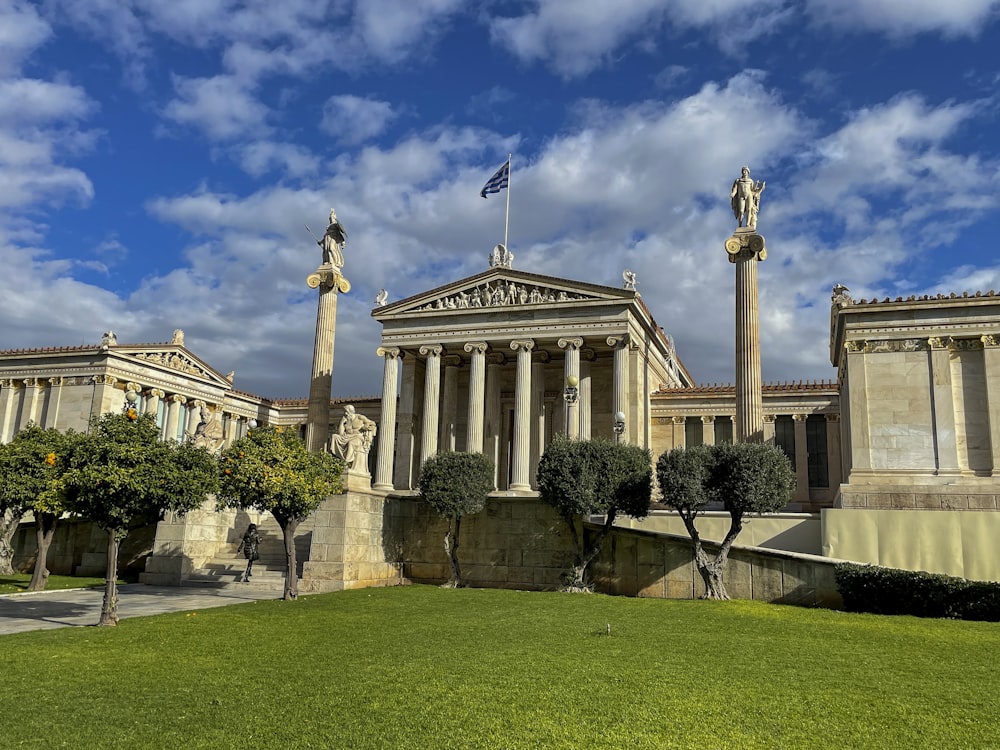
[563,374,579,404]
[613,411,626,436]
[248,419,258,429]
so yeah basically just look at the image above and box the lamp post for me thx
[123,389,139,418]
[613,410,625,443]
[563,375,579,440]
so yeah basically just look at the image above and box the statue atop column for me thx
[730,166,765,231]
[320,208,347,269]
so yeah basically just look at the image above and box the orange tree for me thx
[61,412,218,626]
[217,426,342,600]
[0,424,81,586]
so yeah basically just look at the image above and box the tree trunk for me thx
[27,512,58,591]
[694,545,729,600]
[0,511,21,576]
[442,516,463,588]
[561,510,618,592]
[280,517,300,601]
[98,528,123,627]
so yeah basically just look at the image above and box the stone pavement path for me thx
[0,584,277,635]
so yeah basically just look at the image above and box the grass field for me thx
[1,585,998,749]
[0,574,117,594]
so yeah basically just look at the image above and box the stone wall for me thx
[589,524,842,607]
[13,517,155,577]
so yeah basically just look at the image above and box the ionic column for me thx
[792,414,809,501]
[441,355,461,452]
[224,414,241,447]
[394,354,419,490]
[484,353,504,488]
[826,413,843,488]
[672,416,686,449]
[0,380,18,443]
[44,377,65,429]
[464,342,487,453]
[559,337,583,440]
[579,353,594,440]
[763,414,776,445]
[607,335,629,440]
[419,344,443,466]
[509,339,534,491]
[374,346,401,490]
[145,388,163,417]
[21,378,41,428]
[187,399,206,437]
[165,395,186,441]
[702,415,716,446]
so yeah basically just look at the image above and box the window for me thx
[774,415,795,464]
[806,415,829,488]
[685,416,703,447]
[715,416,733,444]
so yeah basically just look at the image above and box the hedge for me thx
[835,562,1000,621]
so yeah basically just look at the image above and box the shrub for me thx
[835,562,1000,621]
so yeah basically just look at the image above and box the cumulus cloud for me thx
[320,95,397,145]
[0,1,52,76]
[164,75,270,140]
[805,0,1000,37]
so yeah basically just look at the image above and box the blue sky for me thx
[3,0,1000,399]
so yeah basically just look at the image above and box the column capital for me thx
[91,375,117,386]
[763,414,776,423]
[191,399,207,409]
[606,334,629,349]
[24,378,43,389]
[376,346,401,359]
[419,344,443,357]
[825,413,841,422]
[47,377,65,388]
[125,382,141,394]
[0,379,16,388]
[443,354,463,367]
[169,394,187,404]
[701,415,715,424]
[792,413,808,422]
[557,336,584,351]
[463,341,488,356]
[928,336,948,350]
[982,334,1000,348]
[486,352,506,366]
[844,340,865,353]
[672,416,686,424]
[146,388,165,399]
[510,339,535,353]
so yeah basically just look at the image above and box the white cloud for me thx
[0,79,93,125]
[320,95,397,145]
[806,0,1000,37]
[164,75,270,140]
[0,1,52,76]
[238,140,319,178]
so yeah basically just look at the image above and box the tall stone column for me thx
[559,337,582,440]
[0,380,18,443]
[144,388,163,417]
[579,354,593,440]
[394,354,419,490]
[510,339,534,491]
[672,416,686,449]
[441,355,461,452]
[981,335,1000,476]
[484,353,504,488]
[464,342,487,453]
[702,415,716,446]
[607,335,629,441]
[792,414,809,502]
[530,351,549,486]
[763,413,776,444]
[305,262,351,453]
[44,377,65,429]
[187,399,205,437]
[374,346,401,491]
[419,344,443,466]
[928,336,959,475]
[22,378,42,428]
[826,413,843,488]
[725,228,766,442]
[224,414,240,447]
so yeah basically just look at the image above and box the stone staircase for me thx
[181,515,314,593]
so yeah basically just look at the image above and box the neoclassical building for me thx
[5,262,1000,585]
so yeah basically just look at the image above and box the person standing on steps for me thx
[236,523,261,583]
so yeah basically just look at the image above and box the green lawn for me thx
[1,586,997,749]
[0,574,118,594]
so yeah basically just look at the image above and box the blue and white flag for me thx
[480,159,510,199]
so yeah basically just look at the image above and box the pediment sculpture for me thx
[413,280,594,312]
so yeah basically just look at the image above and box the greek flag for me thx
[480,159,510,199]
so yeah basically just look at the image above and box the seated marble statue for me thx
[189,407,225,454]
[329,404,377,472]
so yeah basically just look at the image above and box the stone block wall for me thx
[13,518,156,578]
[589,524,842,607]
[141,500,240,585]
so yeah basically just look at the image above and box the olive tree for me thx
[0,425,81,586]
[537,436,652,591]
[217,427,342,600]
[417,451,495,588]
[61,412,219,625]
[656,441,795,600]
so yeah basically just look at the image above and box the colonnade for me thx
[373,334,631,492]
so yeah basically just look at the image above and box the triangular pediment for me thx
[375,268,634,318]
[113,345,235,388]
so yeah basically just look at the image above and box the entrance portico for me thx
[372,268,688,492]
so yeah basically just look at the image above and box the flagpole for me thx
[504,153,511,249]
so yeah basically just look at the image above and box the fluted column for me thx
[305,265,350,453]
[44,377,65,429]
[374,346,401,490]
[510,339,534,491]
[559,337,582,440]
[166,395,186,441]
[419,344,443,466]
[484,353,504,488]
[441,355,461,452]
[672,416,686,449]
[187,399,205,437]
[607,335,629,441]
[579,354,593,440]
[464,342,487,453]
[826,413,843,488]
[763,413,776,444]
[792,414,809,502]
[529,351,549,485]
[981,335,1000,476]
[224,414,241,447]
[0,380,18,443]
[731,239,765,443]
[145,388,163,417]
[21,378,40,428]
[702,415,716,446]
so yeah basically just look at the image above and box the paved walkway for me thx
[0,584,277,635]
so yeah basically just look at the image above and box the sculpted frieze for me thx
[413,280,594,312]
[132,351,210,378]
[864,339,927,353]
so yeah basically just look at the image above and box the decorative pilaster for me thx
[22,378,43,428]
[374,346,401,490]
[607,335,629,441]
[419,344,443,466]
[701,415,716,446]
[0,380,19,443]
[981,335,1000,476]
[464,342,487,453]
[928,336,959,474]
[44,377,65,429]
[825,413,843,488]
[763,413,776,444]
[510,339,535,491]
[559,337,583,440]
[672,416,686,449]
